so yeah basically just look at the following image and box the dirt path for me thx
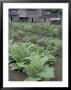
[55,57,62,81]
[9,70,26,81]
[50,57,62,81]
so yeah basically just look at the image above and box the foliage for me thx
[46,38,62,56]
[24,64,55,81]
[9,42,55,81]
[37,37,62,56]
[9,22,62,39]
[9,22,62,81]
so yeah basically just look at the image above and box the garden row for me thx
[9,22,62,81]
[9,22,62,39]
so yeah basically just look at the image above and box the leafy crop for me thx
[9,22,62,81]
[9,22,62,39]
[37,37,62,56]
[9,42,55,81]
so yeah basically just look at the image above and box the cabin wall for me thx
[9,9,62,24]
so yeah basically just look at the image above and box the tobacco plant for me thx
[9,42,55,81]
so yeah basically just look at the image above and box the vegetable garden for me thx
[9,22,62,81]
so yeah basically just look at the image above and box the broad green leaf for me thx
[40,55,48,65]
[9,63,19,70]
[23,59,43,76]
[25,76,41,81]
[16,62,24,68]
[37,65,55,79]
[24,53,40,61]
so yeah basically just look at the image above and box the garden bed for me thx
[9,57,62,81]
[9,22,62,81]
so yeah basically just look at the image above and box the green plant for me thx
[9,21,62,81]
[23,53,55,81]
[9,22,62,39]
[46,38,62,56]
[9,42,55,81]
[9,42,31,62]
[24,60,55,81]
[37,37,62,56]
